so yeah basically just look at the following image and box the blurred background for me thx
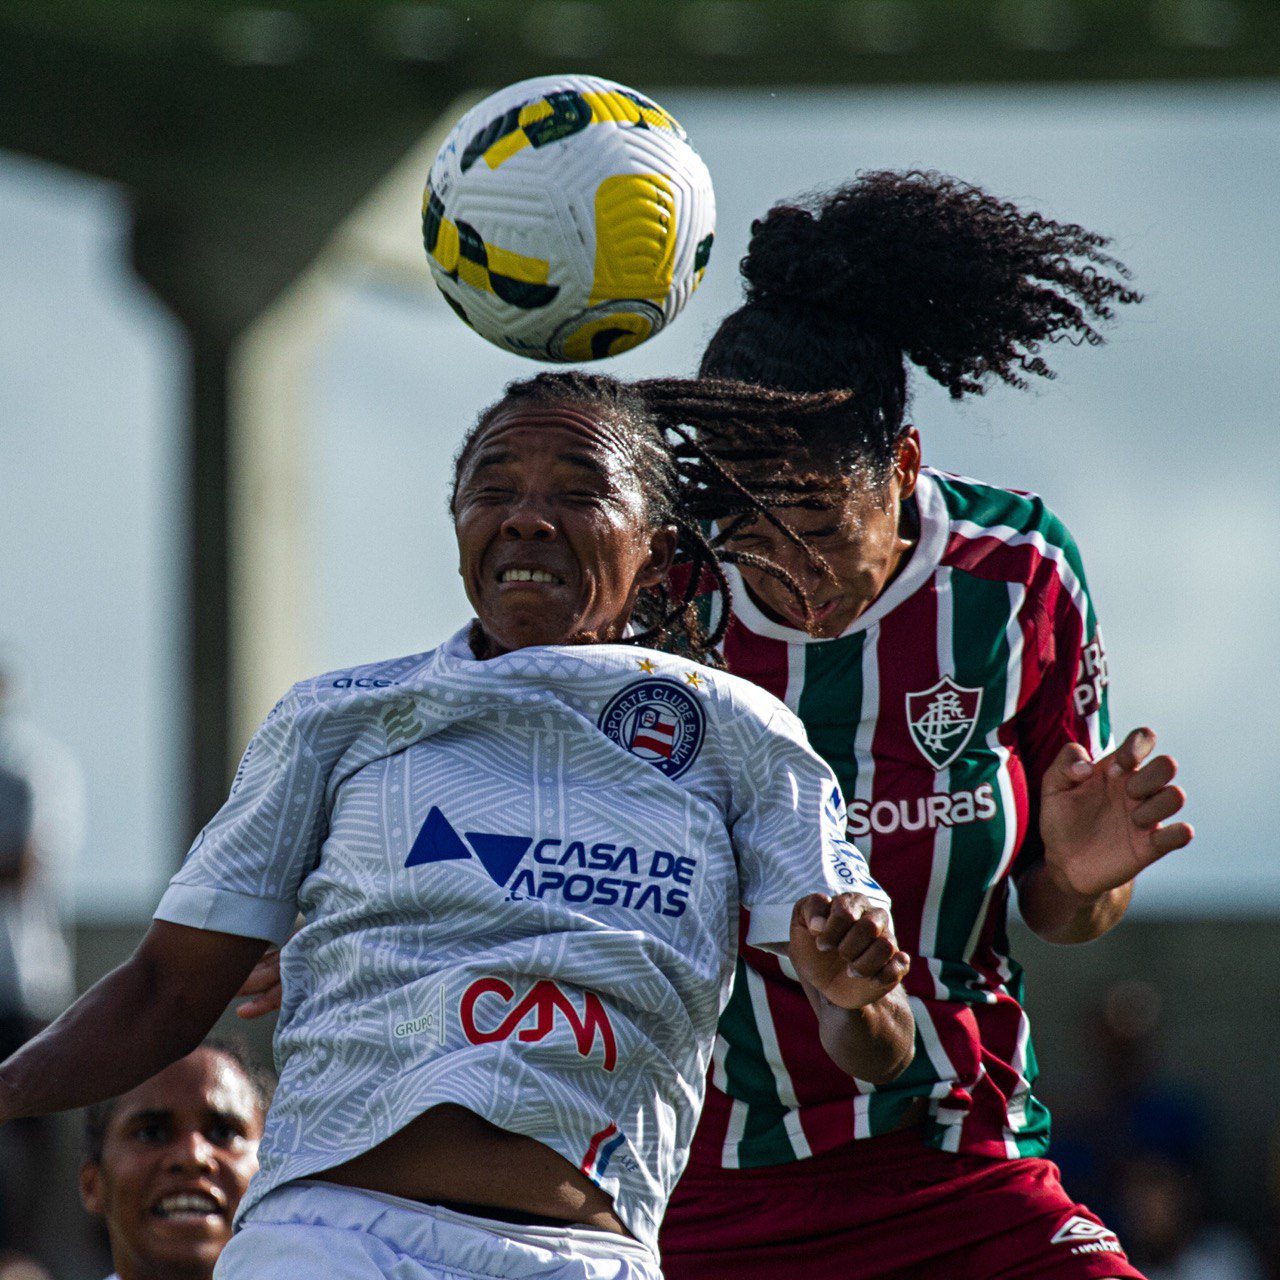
[1,1,1277,1276]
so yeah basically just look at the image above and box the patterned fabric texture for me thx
[156,628,887,1252]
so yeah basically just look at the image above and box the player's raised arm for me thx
[0,920,266,1120]
[786,892,914,1085]
[1018,727,1191,944]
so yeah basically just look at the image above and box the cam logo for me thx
[598,679,705,779]
[1050,1216,1122,1256]
[905,677,983,770]
[405,806,531,887]
[460,977,617,1071]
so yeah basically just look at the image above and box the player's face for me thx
[453,403,676,655]
[79,1048,264,1278]
[723,434,921,638]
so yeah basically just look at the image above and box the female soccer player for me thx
[653,172,1193,1280]
[0,373,914,1280]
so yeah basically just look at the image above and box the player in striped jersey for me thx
[658,173,1193,1280]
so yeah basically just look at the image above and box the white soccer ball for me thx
[423,74,716,362]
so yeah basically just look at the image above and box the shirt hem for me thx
[154,882,297,946]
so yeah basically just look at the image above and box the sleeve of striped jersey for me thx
[153,694,325,945]
[1014,530,1112,872]
[728,707,891,950]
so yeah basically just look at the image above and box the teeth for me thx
[155,1193,220,1217]
[501,569,559,584]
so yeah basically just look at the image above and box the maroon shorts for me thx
[660,1129,1143,1280]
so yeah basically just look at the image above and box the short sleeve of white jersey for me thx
[729,705,890,952]
[153,694,323,945]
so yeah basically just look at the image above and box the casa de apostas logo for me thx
[905,676,983,770]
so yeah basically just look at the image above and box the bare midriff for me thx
[316,1103,631,1237]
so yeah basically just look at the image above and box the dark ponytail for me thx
[701,169,1141,476]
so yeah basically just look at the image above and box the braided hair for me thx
[451,371,859,662]
[701,169,1142,479]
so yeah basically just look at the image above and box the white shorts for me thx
[214,1182,663,1280]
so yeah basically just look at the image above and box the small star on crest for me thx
[637,658,656,673]
[684,671,703,688]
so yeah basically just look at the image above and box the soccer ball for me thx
[423,74,716,362]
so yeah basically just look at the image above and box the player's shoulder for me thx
[928,467,1075,541]
[266,647,440,728]
[607,646,799,740]
[929,468,1087,578]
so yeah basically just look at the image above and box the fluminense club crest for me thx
[905,676,983,770]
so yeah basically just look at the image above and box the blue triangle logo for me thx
[465,833,533,887]
[404,806,470,868]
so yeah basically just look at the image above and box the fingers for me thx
[1126,753,1177,801]
[816,894,905,977]
[1131,785,1187,830]
[1150,822,1194,855]
[794,893,833,937]
[235,950,282,998]
[235,993,278,1020]
[872,950,911,990]
[1113,727,1156,775]
[1044,741,1094,792]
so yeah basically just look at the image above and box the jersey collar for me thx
[724,468,950,644]
[439,621,640,664]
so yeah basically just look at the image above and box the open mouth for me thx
[497,568,564,585]
[150,1191,224,1223]
[784,597,840,627]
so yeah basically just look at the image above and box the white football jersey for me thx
[155,627,889,1252]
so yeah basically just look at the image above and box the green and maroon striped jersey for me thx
[691,468,1112,1168]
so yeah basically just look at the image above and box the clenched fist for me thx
[789,892,910,1010]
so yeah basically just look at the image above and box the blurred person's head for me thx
[699,170,1140,637]
[79,1041,271,1280]
[1115,1152,1200,1267]
[0,1254,53,1280]
[1097,979,1163,1094]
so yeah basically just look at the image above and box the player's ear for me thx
[637,525,678,589]
[79,1158,105,1215]
[895,428,922,501]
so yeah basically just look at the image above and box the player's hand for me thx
[1039,727,1193,900]
[788,893,909,1010]
[234,946,283,1019]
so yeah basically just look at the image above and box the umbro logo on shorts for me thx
[1051,1215,1123,1256]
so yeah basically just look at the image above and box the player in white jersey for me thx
[0,372,914,1280]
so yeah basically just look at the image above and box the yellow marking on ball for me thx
[559,312,655,362]
[427,203,553,298]
[581,90,680,133]
[482,130,530,169]
[589,173,677,305]
[431,217,461,273]
[484,243,552,286]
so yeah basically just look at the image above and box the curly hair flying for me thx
[700,169,1142,477]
